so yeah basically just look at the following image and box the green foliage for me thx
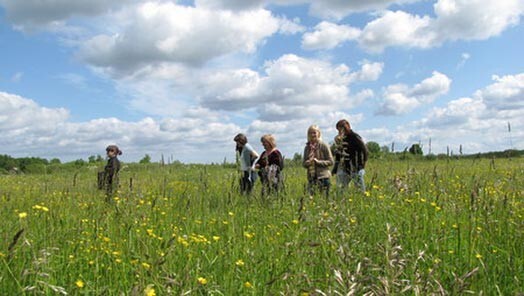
[366,141,381,158]
[409,143,423,155]
[139,154,152,164]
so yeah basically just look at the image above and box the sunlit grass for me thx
[1,158,523,294]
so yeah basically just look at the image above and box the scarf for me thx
[307,142,318,179]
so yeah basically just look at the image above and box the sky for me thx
[0,0,523,163]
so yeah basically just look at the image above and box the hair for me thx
[106,145,122,156]
[260,134,277,150]
[307,125,322,142]
[233,133,248,145]
[336,119,351,135]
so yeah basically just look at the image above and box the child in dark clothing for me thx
[102,145,122,201]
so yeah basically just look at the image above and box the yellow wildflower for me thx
[75,280,85,288]
[235,259,245,266]
[197,277,208,285]
[18,212,28,218]
[244,281,253,288]
[144,285,156,296]
[475,253,482,259]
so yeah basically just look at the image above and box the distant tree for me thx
[50,158,61,164]
[88,155,96,163]
[74,159,86,168]
[139,154,151,164]
[292,152,302,163]
[96,155,103,162]
[0,154,17,171]
[380,145,390,154]
[366,141,381,157]
[409,144,423,155]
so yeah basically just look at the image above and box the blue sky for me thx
[0,0,523,163]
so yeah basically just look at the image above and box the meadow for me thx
[1,157,523,295]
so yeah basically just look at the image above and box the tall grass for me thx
[1,158,523,295]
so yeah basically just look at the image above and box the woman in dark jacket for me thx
[255,134,284,196]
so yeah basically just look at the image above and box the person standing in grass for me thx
[234,133,259,194]
[336,119,368,192]
[103,144,122,201]
[255,134,284,196]
[303,125,334,197]
[332,128,350,189]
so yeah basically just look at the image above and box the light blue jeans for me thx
[350,169,366,192]
[336,167,350,188]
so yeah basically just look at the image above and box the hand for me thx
[313,158,319,164]
[304,160,312,166]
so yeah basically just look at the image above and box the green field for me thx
[1,158,523,295]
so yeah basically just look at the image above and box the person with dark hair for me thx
[335,119,368,192]
[255,134,284,196]
[303,125,333,197]
[234,133,259,194]
[102,145,122,201]
[332,128,350,188]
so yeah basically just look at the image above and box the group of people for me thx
[98,119,368,200]
[234,119,368,197]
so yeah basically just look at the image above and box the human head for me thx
[234,133,248,145]
[260,134,276,151]
[307,125,322,143]
[106,145,122,157]
[336,119,351,135]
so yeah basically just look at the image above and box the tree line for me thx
[2,145,522,174]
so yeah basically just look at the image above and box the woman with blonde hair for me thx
[255,134,284,195]
[303,125,333,197]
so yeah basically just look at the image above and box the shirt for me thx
[240,143,256,171]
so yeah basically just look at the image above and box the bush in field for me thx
[366,141,381,158]
[409,143,423,155]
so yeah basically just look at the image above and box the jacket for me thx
[302,140,334,180]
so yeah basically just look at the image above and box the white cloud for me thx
[0,92,69,133]
[357,0,524,52]
[198,54,376,121]
[302,21,360,50]
[78,2,283,75]
[400,72,524,153]
[349,61,384,82]
[278,17,306,35]
[0,91,241,162]
[475,73,524,111]
[433,0,523,42]
[377,71,451,115]
[359,10,436,53]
